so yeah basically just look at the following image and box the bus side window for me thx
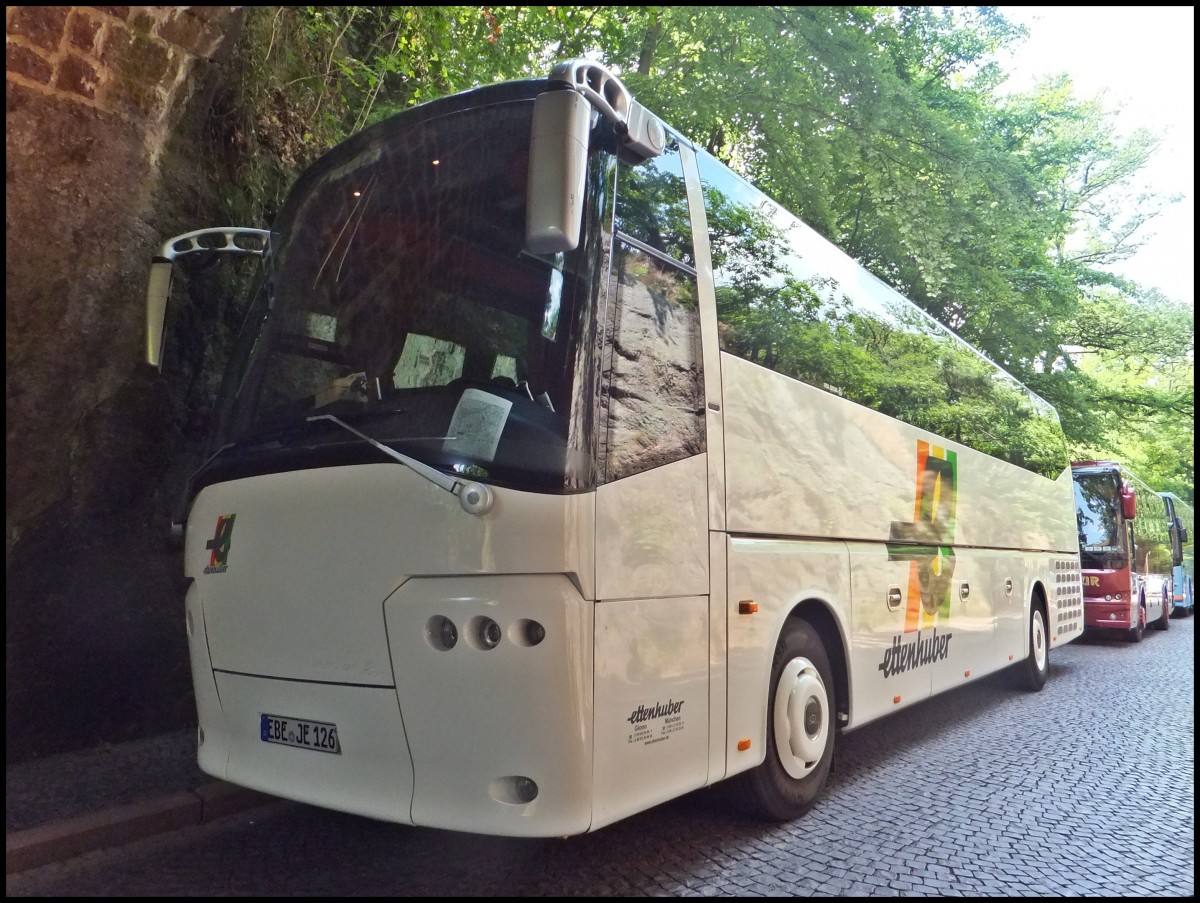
[600,142,704,483]
[600,242,704,483]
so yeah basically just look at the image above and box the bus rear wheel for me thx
[1012,599,1048,692]
[732,619,835,822]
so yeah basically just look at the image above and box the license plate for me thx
[260,713,341,754]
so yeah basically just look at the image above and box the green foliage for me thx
[207,5,1192,501]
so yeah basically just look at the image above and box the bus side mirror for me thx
[525,88,591,255]
[1179,523,1189,545]
[143,227,270,370]
[145,258,175,369]
[1121,485,1137,520]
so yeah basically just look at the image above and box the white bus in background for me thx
[145,59,1083,837]
[1160,491,1194,617]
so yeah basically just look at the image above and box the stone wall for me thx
[6,6,229,125]
[6,6,245,763]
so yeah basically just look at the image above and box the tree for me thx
[216,5,1192,501]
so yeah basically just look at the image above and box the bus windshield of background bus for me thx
[1074,472,1126,568]
[217,98,608,492]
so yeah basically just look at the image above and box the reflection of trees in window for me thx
[1073,472,1124,568]
[698,151,1069,479]
[612,139,694,266]
[1130,482,1172,576]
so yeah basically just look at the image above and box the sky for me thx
[996,6,1195,306]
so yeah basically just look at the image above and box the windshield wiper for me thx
[306,414,495,516]
[170,413,496,538]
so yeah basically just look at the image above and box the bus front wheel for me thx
[1153,590,1170,630]
[1128,603,1145,643]
[733,619,835,822]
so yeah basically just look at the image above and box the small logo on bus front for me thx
[204,514,236,574]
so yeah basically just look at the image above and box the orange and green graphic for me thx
[203,514,236,574]
[887,442,958,632]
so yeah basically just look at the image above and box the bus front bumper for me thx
[1084,599,1135,630]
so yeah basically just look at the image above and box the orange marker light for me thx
[738,601,758,615]
[893,695,901,704]
[737,738,752,751]
[964,670,971,678]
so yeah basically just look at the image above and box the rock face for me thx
[5,6,246,763]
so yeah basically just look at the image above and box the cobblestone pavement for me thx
[7,617,1194,896]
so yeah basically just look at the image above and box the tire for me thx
[1012,599,1049,692]
[730,619,836,821]
[1154,590,1170,631]
[1128,603,1145,643]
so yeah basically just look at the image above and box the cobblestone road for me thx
[7,618,1194,896]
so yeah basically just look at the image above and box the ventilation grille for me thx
[1053,557,1084,636]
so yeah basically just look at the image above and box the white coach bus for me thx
[146,59,1083,837]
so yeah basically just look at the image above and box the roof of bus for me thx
[1160,491,1195,513]
[282,78,552,209]
[1071,461,1158,495]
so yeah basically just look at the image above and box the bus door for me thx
[588,139,714,829]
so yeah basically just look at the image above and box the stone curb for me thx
[6,782,276,874]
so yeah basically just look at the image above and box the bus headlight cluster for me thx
[425,615,546,651]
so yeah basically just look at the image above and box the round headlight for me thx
[479,617,502,649]
[525,620,546,646]
[439,618,458,649]
[514,776,539,803]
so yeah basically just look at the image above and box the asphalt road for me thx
[7,617,1194,896]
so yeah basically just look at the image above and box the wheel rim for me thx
[1032,609,1047,673]
[773,656,829,780]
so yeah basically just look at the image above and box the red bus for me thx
[1071,461,1173,641]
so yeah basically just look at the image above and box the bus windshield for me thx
[1073,471,1126,568]
[212,95,607,492]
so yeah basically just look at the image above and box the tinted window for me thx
[612,138,694,266]
[697,148,1068,479]
[1130,478,1172,575]
[210,97,613,493]
[600,147,704,482]
[1073,471,1124,568]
